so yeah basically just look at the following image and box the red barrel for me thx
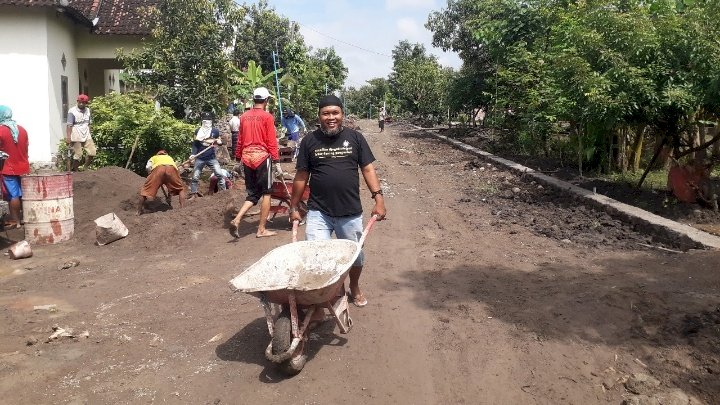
[21,172,74,244]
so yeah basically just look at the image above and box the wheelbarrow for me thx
[229,215,378,375]
[267,164,309,221]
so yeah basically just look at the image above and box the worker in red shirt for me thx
[0,106,30,229]
[229,87,280,238]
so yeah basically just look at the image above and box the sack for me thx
[8,240,32,259]
[94,213,129,246]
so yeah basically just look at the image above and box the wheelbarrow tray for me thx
[230,239,360,306]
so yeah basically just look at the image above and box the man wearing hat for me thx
[137,150,187,214]
[190,112,226,197]
[288,94,386,308]
[66,94,96,171]
[229,87,280,238]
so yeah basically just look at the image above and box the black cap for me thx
[200,112,213,120]
[318,95,343,111]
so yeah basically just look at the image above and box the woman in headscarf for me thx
[0,105,30,229]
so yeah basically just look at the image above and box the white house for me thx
[0,0,154,165]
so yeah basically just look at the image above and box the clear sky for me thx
[245,0,462,88]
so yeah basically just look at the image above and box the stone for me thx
[623,395,660,405]
[625,373,661,395]
[512,187,521,193]
[602,376,617,390]
[26,336,38,346]
[655,389,691,405]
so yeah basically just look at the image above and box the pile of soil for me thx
[72,166,247,248]
[72,167,145,244]
[440,127,720,234]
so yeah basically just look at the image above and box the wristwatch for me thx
[288,207,298,214]
[370,189,383,199]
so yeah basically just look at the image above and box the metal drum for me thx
[21,172,74,244]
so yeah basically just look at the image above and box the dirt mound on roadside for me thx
[70,165,252,248]
[72,167,145,243]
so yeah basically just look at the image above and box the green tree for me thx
[389,41,449,120]
[119,0,241,118]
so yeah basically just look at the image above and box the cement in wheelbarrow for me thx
[230,239,360,294]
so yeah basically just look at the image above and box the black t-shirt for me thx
[296,127,375,217]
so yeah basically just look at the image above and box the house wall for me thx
[47,10,80,164]
[0,7,53,164]
[76,33,144,59]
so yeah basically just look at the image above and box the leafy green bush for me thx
[90,93,196,174]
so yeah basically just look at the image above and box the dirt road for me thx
[1,120,719,404]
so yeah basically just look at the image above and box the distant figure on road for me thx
[66,94,96,171]
[230,87,280,238]
[289,94,387,308]
[0,105,30,229]
[378,106,386,132]
[138,150,187,215]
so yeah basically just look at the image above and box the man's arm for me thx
[361,163,386,220]
[297,116,306,132]
[65,112,74,142]
[289,170,310,222]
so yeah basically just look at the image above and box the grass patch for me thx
[601,170,668,191]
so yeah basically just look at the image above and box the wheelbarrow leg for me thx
[260,293,274,337]
[325,289,353,334]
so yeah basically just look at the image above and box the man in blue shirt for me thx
[281,108,307,160]
[190,112,226,196]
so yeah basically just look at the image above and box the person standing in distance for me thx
[289,95,386,307]
[378,106,386,133]
[66,94,96,171]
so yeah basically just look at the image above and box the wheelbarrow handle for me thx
[358,215,379,247]
[292,215,376,245]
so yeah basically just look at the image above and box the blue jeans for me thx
[305,210,364,267]
[191,158,225,193]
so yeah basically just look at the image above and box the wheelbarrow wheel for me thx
[272,314,307,375]
[271,315,292,355]
[279,354,306,376]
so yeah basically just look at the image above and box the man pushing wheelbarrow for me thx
[288,94,387,308]
[230,95,386,375]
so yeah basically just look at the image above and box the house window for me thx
[61,76,68,123]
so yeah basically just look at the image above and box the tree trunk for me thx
[696,124,707,162]
[637,136,668,189]
[630,125,646,172]
[606,130,613,174]
[616,127,628,173]
[573,122,583,177]
[656,131,671,169]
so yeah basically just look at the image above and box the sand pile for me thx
[71,166,252,248]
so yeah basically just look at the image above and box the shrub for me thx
[90,93,196,174]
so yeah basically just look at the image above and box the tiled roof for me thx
[0,0,156,35]
[92,0,156,35]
